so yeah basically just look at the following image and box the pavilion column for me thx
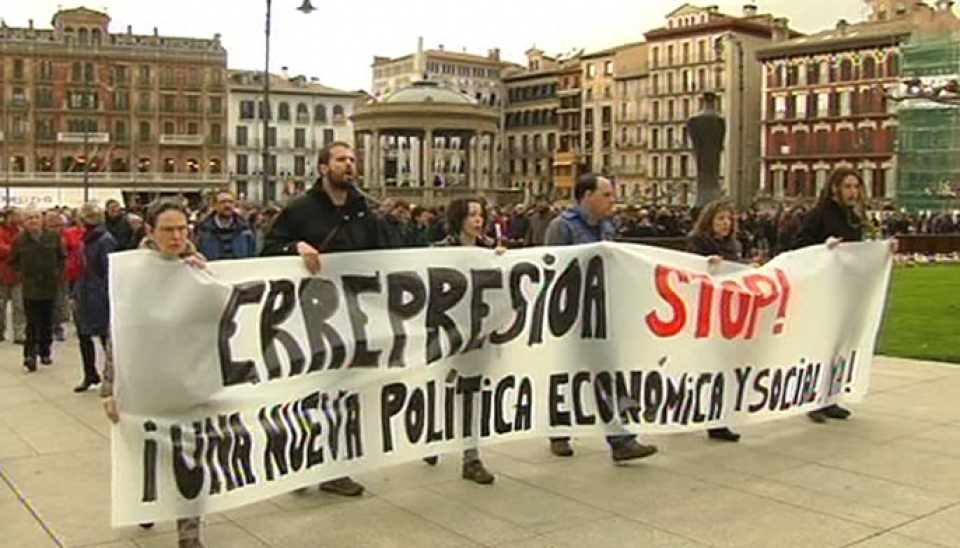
[424,128,434,187]
[462,133,472,189]
[369,130,380,188]
[471,133,481,189]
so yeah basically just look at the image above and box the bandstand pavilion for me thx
[352,81,522,206]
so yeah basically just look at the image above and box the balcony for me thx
[8,132,29,142]
[4,171,230,188]
[58,132,110,144]
[159,134,205,146]
[9,97,30,110]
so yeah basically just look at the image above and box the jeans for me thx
[23,299,53,361]
[0,283,25,340]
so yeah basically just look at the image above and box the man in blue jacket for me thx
[544,173,659,463]
[195,191,256,260]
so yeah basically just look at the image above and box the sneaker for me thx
[23,358,37,372]
[807,410,828,424]
[423,456,439,466]
[319,477,364,497]
[610,441,658,462]
[40,356,53,366]
[823,405,852,420]
[707,428,741,443]
[462,460,495,485]
[549,439,574,457]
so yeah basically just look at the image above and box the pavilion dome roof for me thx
[380,81,477,105]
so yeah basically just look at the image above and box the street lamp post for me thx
[261,0,316,205]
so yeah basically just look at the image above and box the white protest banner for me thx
[109,241,892,526]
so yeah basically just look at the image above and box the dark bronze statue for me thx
[686,92,726,207]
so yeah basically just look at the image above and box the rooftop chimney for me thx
[153,27,158,37]
[772,17,790,42]
[742,3,758,17]
[28,19,34,29]
[126,24,132,35]
[836,19,849,32]
[488,47,501,61]
[438,44,444,51]
[281,66,289,79]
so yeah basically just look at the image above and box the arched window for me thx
[209,158,222,174]
[314,104,327,123]
[112,156,128,173]
[186,158,201,173]
[278,102,290,122]
[296,103,308,121]
[862,56,877,79]
[163,158,176,173]
[78,28,89,44]
[839,58,854,81]
[91,29,102,44]
[332,105,344,118]
[886,52,901,77]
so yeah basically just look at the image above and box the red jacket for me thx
[62,226,85,282]
[0,223,21,284]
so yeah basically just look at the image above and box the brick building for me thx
[0,7,228,206]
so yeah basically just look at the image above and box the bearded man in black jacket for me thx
[261,141,393,497]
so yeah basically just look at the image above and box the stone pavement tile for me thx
[358,458,475,498]
[769,464,956,516]
[427,474,611,535]
[889,424,960,459]
[86,541,140,548]
[622,482,878,548]
[851,533,948,548]
[0,385,46,411]
[892,504,960,547]
[747,425,883,464]
[217,499,286,522]
[0,422,38,460]
[0,498,57,548]
[873,358,958,379]
[0,368,23,387]
[828,408,947,444]
[27,492,129,547]
[864,381,960,423]
[381,487,537,546]
[530,517,707,548]
[0,448,111,498]
[486,437,605,465]
[134,522,269,548]
[239,497,481,548]
[4,407,106,455]
[664,443,809,479]
[824,443,960,497]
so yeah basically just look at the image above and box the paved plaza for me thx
[4,339,960,548]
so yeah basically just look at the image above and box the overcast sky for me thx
[8,1,882,90]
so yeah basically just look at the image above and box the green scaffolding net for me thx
[897,32,960,212]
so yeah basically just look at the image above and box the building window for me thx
[84,62,95,82]
[665,156,674,178]
[604,61,613,76]
[113,65,128,84]
[267,127,277,147]
[211,124,222,144]
[278,102,291,122]
[237,154,249,175]
[651,47,660,68]
[295,128,306,148]
[139,65,151,85]
[323,128,334,145]
[296,103,309,123]
[210,97,222,115]
[114,120,127,141]
[114,91,129,110]
[164,121,175,135]
[239,100,255,120]
[294,155,306,176]
[35,88,54,108]
[586,64,596,78]
[13,59,24,80]
[68,91,98,110]
[71,62,82,82]
[139,122,151,142]
[163,95,176,112]
[680,155,689,178]
[652,128,660,149]
[187,96,199,113]
[314,104,327,123]
[236,126,248,147]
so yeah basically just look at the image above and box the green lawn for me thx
[878,264,960,364]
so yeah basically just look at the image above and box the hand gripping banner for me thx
[108,241,892,525]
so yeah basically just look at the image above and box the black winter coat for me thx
[261,184,394,255]
[793,199,864,250]
[687,234,743,262]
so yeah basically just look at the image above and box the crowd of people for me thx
[0,141,905,548]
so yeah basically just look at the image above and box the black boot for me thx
[707,428,741,442]
[822,404,852,420]
[73,376,101,393]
